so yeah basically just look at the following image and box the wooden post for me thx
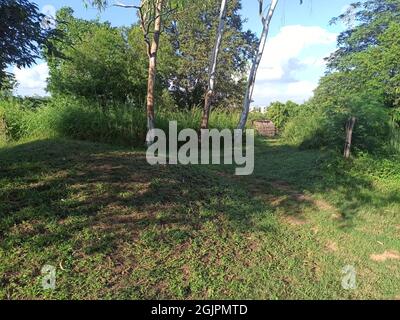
[344,116,356,159]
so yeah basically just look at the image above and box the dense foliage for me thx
[283,0,400,155]
[44,2,256,109]
[0,0,60,89]
[46,8,163,104]
[265,101,300,131]
[166,0,257,109]
[2,0,400,157]
[0,96,241,146]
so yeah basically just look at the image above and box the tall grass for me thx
[282,111,328,149]
[0,96,242,147]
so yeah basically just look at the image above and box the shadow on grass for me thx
[1,137,398,257]
[248,138,400,227]
[0,139,275,256]
[2,138,399,299]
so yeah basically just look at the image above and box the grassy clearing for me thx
[0,138,399,299]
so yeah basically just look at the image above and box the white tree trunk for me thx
[201,0,228,129]
[237,0,279,130]
[146,0,164,146]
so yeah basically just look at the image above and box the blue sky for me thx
[12,0,357,105]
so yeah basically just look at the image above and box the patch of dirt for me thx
[314,199,337,212]
[270,181,292,193]
[311,227,319,235]
[10,220,42,237]
[325,241,339,252]
[182,264,191,285]
[284,216,307,226]
[370,250,400,262]
[264,195,285,206]
[269,180,344,224]
[246,236,262,253]
[331,213,343,220]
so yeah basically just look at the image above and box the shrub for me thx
[282,92,395,155]
[283,108,328,149]
[265,101,300,132]
[0,99,34,140]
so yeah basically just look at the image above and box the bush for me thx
[265,101,300,132]
[283,95,394,155]
[282,107,328,149]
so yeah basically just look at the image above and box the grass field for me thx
[0,138,399,299]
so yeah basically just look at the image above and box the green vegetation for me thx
[0,97,243,147]
[281,0,400,155]
[0,0,60,89]
[45,3,256,109]
[1,138,399,299]
[1,0,400,300]
[265,101,300,132]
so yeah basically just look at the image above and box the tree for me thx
[286,0,400,153]
[46,8,137,103]
[328,0,400,71]
[166,0,257,110]
[88,0,187,145]
[266,100,300,131]
[237,0,304,130]
[237,0,279,130]
[0,0,59,90]
[200,0,228,130]
[328,0,400,110]
[46,7,178,105]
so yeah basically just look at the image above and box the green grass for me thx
[0,97,242,148]
[0,138,399,299]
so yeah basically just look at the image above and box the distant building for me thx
[250,105,268,113]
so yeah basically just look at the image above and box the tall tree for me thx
[167,0,257,110]
[328,0,400,71]
[46,7,177,105]
[237,0,279,130]
[45,8,136,103]
[237,0,303,130]
[200,0,228,129]
[292,0,400,153]
[327,0,400,110]
[88,0,186,145]
[0,0,59,90]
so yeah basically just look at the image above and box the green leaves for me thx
[166,0,257,109]
[86,0,190,12]
[84,0,108,10]
[0,0,58,86]
[169,0,189,10]
[283,0,400,154]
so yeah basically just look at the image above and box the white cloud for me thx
[10,5,55,97]
[13,63,49,97]
[300,57,327,68]
[42,4,56,18]
[252,25,337,105]
[286,80,318,97]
